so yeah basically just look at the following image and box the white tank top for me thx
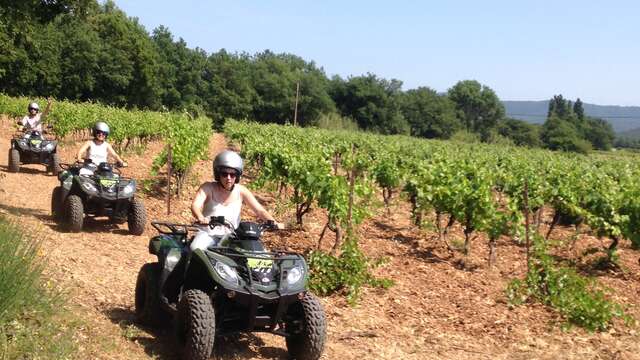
[202,184,242,235]
[21,114,43,132]
[88,141,108,164]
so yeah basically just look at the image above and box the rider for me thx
[18,98,53,135]
[190,150,284,251]
[76,121,126,176]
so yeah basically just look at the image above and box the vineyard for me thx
[2,102,640,358]
[225,120,640,252]
[224,120,640,328]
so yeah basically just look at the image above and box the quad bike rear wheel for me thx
[135,263,167,326]
[8,148,20,172]
[65,194,84,232]
[285,292,327,360]
[51,186,64,222]
[176,289,215,360]
[49,153,60,175]
[128,197,146,235]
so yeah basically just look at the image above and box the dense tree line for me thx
[0,1,615,153]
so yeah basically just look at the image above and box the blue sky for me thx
[113,1,639,106]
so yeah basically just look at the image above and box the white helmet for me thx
[28,102,40,112]
[93,121,110,137]
[213,150,243,184]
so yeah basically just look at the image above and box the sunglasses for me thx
[219,171,237,178]
[95,130,107,136]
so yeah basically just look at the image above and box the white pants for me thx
[190,230,232,251]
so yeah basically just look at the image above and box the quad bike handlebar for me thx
[79,158,127,168]
[207,216,279,231]
[150,218,279,237]
[151,221,200,236]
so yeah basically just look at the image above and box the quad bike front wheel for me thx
[49,153,60,175]
[51,186,64,222]
[64,194,84,232]
[135,263,167,326]
[127,198,146,235]
[285,292,327,360]
[176,289,215,360]
[8,148,20,172]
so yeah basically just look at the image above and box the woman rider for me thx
[190,150,284,251]
[76,121,126,175]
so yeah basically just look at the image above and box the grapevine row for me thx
[224,120,640,260]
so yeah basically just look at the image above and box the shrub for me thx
[506,235,632,331]
[308,237,393,305]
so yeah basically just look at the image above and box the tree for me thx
[55,15,100,100]
[330,73,409,135]
[91,2,162,109]
[497,118,542,147]
[447,80,504,141]
[541,115,591,153]
[0,0,98,96]
[249,51,334,125]
[399,87,459,138]
[203,49,255,125]
[583,117,614,151]
[573,98,585,120]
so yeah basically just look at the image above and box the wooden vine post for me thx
[523,178,530,272]
[166,144,172,215]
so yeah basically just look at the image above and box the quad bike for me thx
[51,159,146,235]
[8,128,60,175]
[135,217,326,360]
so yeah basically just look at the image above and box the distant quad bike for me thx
[51,160,146,235]
[8,128,60,175]
[135,217,326,360]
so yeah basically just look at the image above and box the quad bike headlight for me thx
[214,261,239,285]
[81,182,98,193]
[43,142,55,151]
[122,183,135,196]
[286,266,304,286]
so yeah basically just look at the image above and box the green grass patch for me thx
[0,217,78,359]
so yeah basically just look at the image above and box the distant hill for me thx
[617,127,640,139]
[502,101,640,133]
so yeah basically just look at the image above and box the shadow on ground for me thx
[0,164,51,175]
[0,202,51,222]
[104,306,289,360]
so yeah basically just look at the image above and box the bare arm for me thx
[41,97,53,121]
[77,142,90,162]
[106,143,125,164]
[191,184,209,224]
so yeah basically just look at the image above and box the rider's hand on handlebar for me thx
[265,220,284,230]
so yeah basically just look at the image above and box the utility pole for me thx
[293,81,300,126]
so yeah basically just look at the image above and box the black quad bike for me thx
[51,160,146,235]
[8,129,60,175]
[135,217,326,360]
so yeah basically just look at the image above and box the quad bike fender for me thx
[149,234,183,255]
[13,138,30,151]
[61,174,74,191]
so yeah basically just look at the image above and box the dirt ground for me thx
[1,116,640,360]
